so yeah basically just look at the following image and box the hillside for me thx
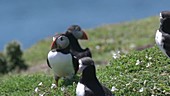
[23,16,159,66]
[1,16,170,95]
[1,46,170,95]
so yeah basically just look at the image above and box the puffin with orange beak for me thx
[53,25,92,59]
[47,34,79,86]
[65,25,92,59]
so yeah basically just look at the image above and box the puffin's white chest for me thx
[48,51,75,77]
[155,30,163,47]
[76,82,85,96]
[155,30,168,56]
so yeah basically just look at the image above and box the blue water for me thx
[1,0,170,51]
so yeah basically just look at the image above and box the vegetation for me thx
[1,16,169,95]
[23,16,158,66]
[0,46,170,96]
[0,41,28,74]
[0,52,8,74]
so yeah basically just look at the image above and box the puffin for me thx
[76,57,113,96]
[53,25,92,59]
[155,11,170,57]
[47,34,79,86]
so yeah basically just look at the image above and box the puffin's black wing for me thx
[162,33,170,57]
[71,54,79,74]
[46,58,52,69]
[84,87,94,96]
[70,48,92,60]
[161,18,170,57]
[102,85,114,96]
[84,48,92,58]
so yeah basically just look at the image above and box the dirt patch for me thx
[26,63,50,73]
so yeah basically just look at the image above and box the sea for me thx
[1,0,170,51]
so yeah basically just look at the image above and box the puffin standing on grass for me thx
[155,11,170,57]
[76,57,113,96]
[65,25,92,59]
[47,34,79,86]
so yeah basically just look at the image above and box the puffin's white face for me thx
[51,35,70,50]
[72,29,84,39]
[56,35,70,49]
[160,12,163,25]
[78,59,87,73]
[160,12,163,19]
[78,57,94,73]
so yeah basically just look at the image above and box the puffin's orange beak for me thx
[51,39,57,50]
[51,33,60,50]
[80,30,88,40]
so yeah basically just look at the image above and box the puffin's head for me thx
[160,11,170,23]
[51,34,70,50]
[161,18,170,33]
[66,25,88,40]
[160,11,170,19]
[78,57,94,72]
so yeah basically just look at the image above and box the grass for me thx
[1,16,169,95]
[23,16,159,66]
[1,46,170,96]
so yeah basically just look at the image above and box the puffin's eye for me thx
[60,37,63,41]
[75,27,81,31]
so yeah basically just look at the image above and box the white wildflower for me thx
[139,87,144,92]
[95,45,100,50]
[130,43,136,49]
[39,92,45,96]
[112,53,118,59]
[38,82,43,86]
[35,87,39,93]
[143,80,147,85]
[112,51,121,59]
[51,83,57,89]
[146,62,152,67]
[126,83,131,86]
[61,87,65,92]
[111,86,118,92]
[145,55,148,59]
[136,60,141,65]
[148,57,152,60]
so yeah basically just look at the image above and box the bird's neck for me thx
[56,46,70,54]
[66,32,83,51]
[80,65,105,96]
[81,65,97,81]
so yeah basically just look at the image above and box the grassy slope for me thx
[0,46,170,95]
[1,16,169,95]
[23,16,158,66]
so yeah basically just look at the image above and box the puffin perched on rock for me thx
[47,34,79,86]
[76,57,113,96]
[65,25,92,59]
[155,11,170,57]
